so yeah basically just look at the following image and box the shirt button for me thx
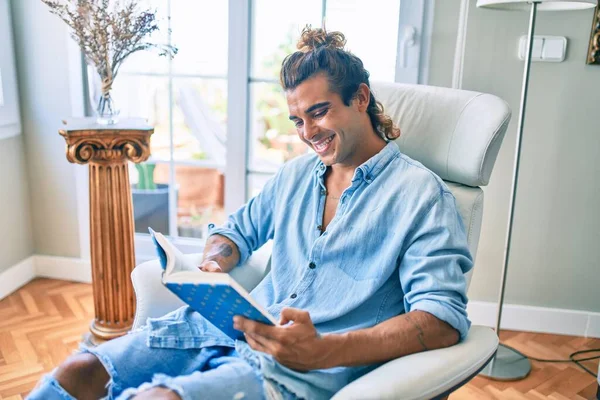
[316,225,322,231]
[290,293,297,299]
[320,189,326,195]
[309,262,316,269]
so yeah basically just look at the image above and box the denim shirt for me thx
[150,142,473,399]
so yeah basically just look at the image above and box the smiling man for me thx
[28,27,472,400]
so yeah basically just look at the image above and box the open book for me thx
[149,228,278,340]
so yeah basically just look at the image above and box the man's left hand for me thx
[234,308,336,371]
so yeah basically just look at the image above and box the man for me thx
[28,27,472,400]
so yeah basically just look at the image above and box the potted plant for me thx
[131,163,172,234]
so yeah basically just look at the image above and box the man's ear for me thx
[354,83,370,112]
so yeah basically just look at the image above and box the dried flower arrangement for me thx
[41,0,177,123]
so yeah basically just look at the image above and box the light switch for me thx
[518,35,567,62]
[531,38,544,59]
[542,38,567,62]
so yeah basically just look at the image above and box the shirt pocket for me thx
[326,224,388,281]
[146,306,235,350]
[333,260,383,281]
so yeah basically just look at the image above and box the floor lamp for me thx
[475,0,597,381]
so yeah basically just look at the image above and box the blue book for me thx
[149,228,278,340]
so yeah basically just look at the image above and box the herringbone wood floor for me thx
[0,278,598,399]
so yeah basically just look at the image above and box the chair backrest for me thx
[371,82,511,288]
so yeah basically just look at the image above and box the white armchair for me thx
[130,82,511,399]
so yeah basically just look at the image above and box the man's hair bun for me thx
[296,26,346,53]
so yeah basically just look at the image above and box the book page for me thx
[150,228,198,274]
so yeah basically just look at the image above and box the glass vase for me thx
[87,65,120,125]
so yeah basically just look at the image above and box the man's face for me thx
[286,73,363,166]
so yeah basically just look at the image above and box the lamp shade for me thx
[477,0,597,10]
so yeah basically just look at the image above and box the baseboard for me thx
[0,257,36,300]
[34,255,92,283]
[0,255,92,301]
[468,301,600,338]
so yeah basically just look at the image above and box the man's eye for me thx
[314,109,328,118]
[294,120,304,128]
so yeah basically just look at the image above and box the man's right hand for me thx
[198,260,223,273]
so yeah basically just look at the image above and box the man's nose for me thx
[303,121,319,141]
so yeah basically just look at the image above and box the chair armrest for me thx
[130,241,273,331]
[331,325,498,400]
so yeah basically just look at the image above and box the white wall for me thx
[430,1,600,313]
[0,135,34,274]
[0,0,33,274]
[10,0,81,258]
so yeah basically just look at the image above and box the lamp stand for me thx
[479,1,538,381]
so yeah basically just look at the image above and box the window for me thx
[113,0,229,253]
[101,0,431,259]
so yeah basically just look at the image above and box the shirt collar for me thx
[313,141,400,183]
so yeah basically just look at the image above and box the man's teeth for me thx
[315,136,333,150]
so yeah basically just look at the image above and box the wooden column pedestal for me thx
[60,118,153,345]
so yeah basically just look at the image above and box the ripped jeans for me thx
[27,307,295,400]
